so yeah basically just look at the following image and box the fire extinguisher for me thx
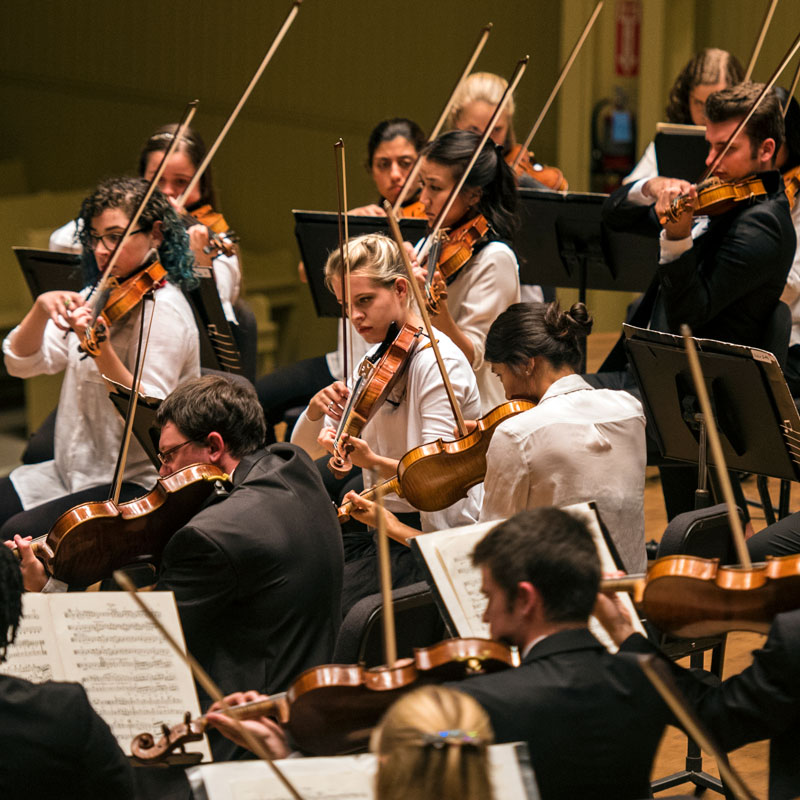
[590,86,636,194]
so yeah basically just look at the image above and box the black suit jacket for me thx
[622,611,800,800]
[449,628,673,800]
[600,171,795,371]
[156,443,343,754]
[0,675,133,798]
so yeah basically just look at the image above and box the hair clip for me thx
[420,729,484,749]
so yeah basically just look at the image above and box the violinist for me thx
[414,129,527,412]
[11,374,344,761]
[0,177,200,539]
[599,592,800,800]
[255,118,426,444]
[624,48,745,184]
[290,233,482,614]
[0,546,134,799]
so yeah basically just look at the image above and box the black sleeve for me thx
[73,685,135,798]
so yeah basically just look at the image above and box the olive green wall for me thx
[0,0,796,366]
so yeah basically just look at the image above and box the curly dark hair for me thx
[485,300,593,373]
[0,546,23,663]
[421,130,518,240]
[76,176,196,289]
[665,48,745,124]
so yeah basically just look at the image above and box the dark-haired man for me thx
[448,508,676,800]
[12,375,344,759]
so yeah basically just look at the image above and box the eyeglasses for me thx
[87,229,144,251]
[157,439,195,466]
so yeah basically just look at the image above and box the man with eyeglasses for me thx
[11,374,344,761]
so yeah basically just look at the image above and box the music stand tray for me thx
[624,324,800,481]
[292,210,427,318]
[514,190,658,299]
[13,247,83,299]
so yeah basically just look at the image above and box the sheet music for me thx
[188,743,538,800]
[46,592,209,759]
[0,593,65,683]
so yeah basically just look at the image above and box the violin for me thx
[80,260,168,358]
[184,205,239,257]
[10,463,230,586]
[329,322,422,477]
[130,637,517,762]
[661,175,768,225]
[783,163,800,209]
[338,399,535,520]
[398,200,427,219]
[505,144,568,190]
[605,553,800,639]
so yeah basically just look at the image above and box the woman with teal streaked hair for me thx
[0,176,201,546]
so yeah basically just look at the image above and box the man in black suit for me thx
[0,545,134,799]
[13,375,344,760]
[600,596,800,800]
[596,82,795,379]
[446,508,675,800]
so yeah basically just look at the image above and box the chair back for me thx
[657,502,742,565]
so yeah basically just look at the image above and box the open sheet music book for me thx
[187,742,539,800]
[0,591,210,761]
[411,502,646,652]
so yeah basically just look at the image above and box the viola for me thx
[398,199,427,219]
[505,144,568,190]
[783,164,800,209]
[338,399,535,520]
[10,463,230,586]
[604,553,800,639]
[185,205,239,257]
[328,322,423,477]
[81,260,168,358]
[130,637,517,762]
[661,175,768,225]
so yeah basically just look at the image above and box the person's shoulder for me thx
[473,240,518,268]
[0,675,91,714]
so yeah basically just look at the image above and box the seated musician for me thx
[0,545,134,799]
[0,176,200,539]
[290,233,482,615]
[598,592,800,800]
[209,509,677,800]
[346,301,647,573]
[10,375,344,760]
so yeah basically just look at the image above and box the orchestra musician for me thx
[413,129,526,411]
[290,233,482,615]
[0,545,134,799]
[255,118,426,444]
[11,374,344,761]
[0,177,200,539]
[624,47,745,184]
[599,592,800,800]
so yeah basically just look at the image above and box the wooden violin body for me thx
[131,637,517,762]
[399,200,427,219]
[15,463,230,585]
[784,164,800,210]
[624,554,800,638]
[662,176,768,224]
[186,205,239,257]
[506,144,568,190]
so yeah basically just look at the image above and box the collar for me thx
[522,627,605,663]
[537,373,592,404]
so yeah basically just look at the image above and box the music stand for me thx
[13,247,83,298]
[293,210,427,318]
[654,122,707,183]
[514,189,658,304]
[106,379,162,470]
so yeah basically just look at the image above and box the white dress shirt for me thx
[778,200,800,346]
[3,283,200,509]
[292,329,484,532]
[480,374,647,573]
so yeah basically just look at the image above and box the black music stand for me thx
[514,189,658,305]
[106,379,162,470]
[654,122,708,182]
[13,247,83,298]
[293,210,427,318]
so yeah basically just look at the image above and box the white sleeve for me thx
[49,220,82,254]
[453,245,520,372]
[3,320,71,378]
[211,251,241,322]
[658,230,694,264]
[290,408,329,460]
[479,425,530,522]
[782,203,800,308]
[622,141,657,185]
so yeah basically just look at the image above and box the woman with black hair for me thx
[414,129,531,411]
[0,177,200,539]
[480,301,647,572]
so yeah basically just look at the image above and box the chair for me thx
[649,502,742,797]
[333,581,446,667]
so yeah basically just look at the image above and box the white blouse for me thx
[292,329,484,532]
[480,374,648,573]
[3,282,200,509]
